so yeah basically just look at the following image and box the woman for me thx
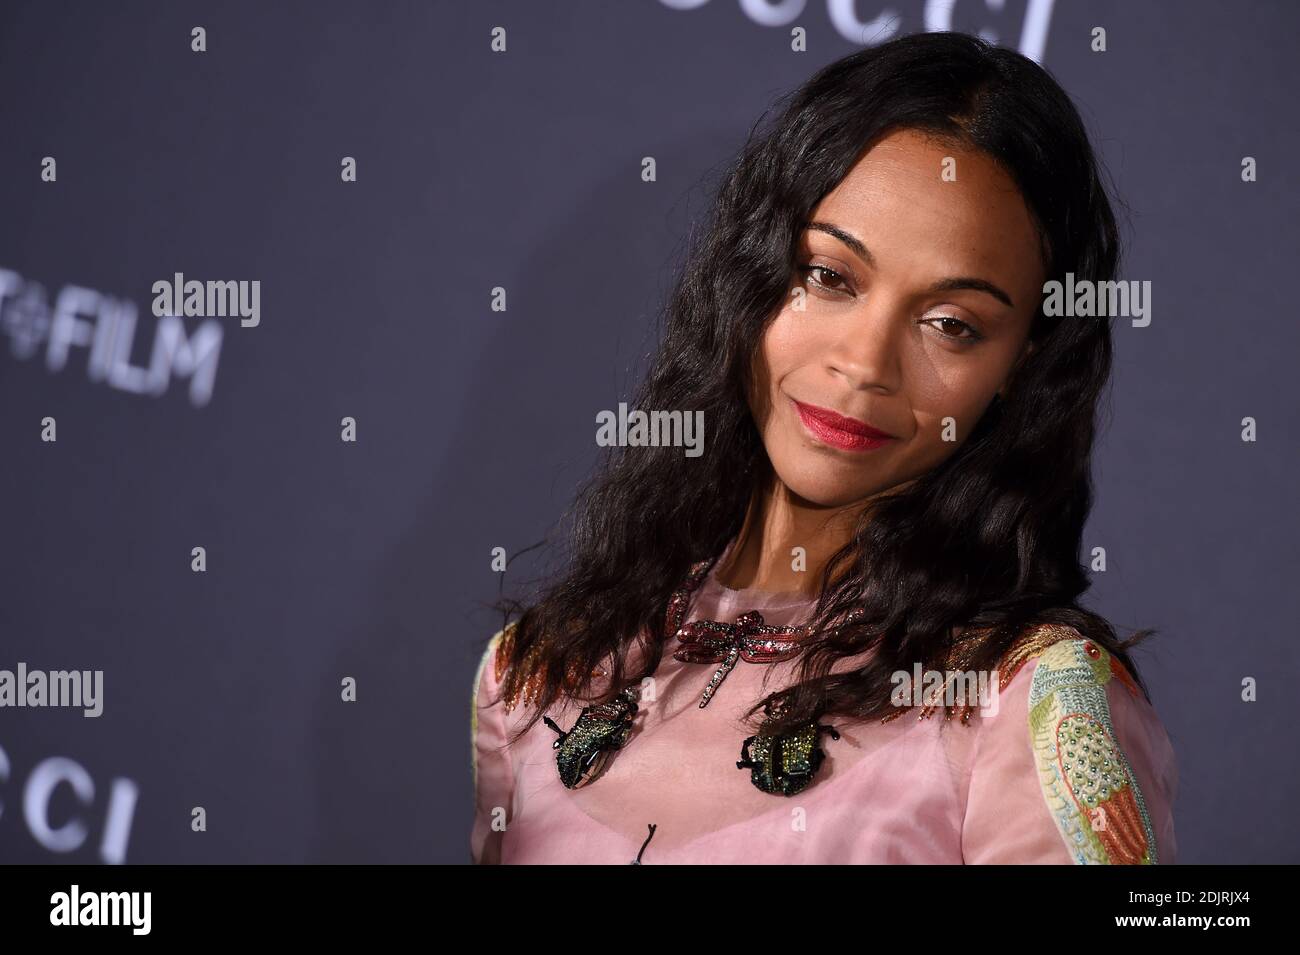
[470,31,1177,864]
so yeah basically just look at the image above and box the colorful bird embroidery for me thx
[1027,638,1158,864]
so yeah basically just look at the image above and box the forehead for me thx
[808,128,1045,289]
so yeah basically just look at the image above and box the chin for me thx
[769,455,886,508]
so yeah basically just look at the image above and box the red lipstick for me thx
[792,399,896,452]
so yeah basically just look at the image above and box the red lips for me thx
[792,399,896,452]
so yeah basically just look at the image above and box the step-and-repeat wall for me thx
[1,0,1295,863]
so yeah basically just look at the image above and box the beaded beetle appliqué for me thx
[737,719,840,796]
[543,685,640,789]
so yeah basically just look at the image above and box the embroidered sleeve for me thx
[1026,638,1160,864]
[962,629,1176,864]
[471,627,515,864]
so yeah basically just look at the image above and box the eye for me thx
[797,263,853,296]
[920,314,984,343]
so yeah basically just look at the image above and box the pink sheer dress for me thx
[471,543,1178,864]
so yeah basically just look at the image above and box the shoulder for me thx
[474,619,541,714]
[472,626,508,749]
[471,622,535,792]
[1000,626,1167,864]
[473,625,507,706]
[480,618,619,716]
[994,623,1141,694]
[472,621,531,746]
[471,626,521,862]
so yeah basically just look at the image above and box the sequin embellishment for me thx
[543,686,640,789]
[737,719,841,796]
[673,610,813,707]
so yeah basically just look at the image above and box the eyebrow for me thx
[805,220,1016,309]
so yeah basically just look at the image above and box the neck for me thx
[714,472,868,596]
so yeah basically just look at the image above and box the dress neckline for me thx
[697,537,820,611]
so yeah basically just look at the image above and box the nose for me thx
[823,294,904,394]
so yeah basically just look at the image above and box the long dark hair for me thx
[491,31,1151,744]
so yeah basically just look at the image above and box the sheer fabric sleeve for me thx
[471,628,516,864]
[962,637,1178,864]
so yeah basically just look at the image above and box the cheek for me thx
[752,309,810,418]
[901,348,1012,456]
[910,363,993,422]
[762,308,810,370]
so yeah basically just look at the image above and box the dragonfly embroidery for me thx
[672,610,811,708]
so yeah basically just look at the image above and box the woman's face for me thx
[749,128,1046,509]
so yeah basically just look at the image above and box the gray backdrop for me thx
[1,0,1296,864]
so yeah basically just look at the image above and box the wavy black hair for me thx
[491,30,1151,744]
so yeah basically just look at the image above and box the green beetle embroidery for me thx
[737,720,840,796]
[543,686,639,789]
